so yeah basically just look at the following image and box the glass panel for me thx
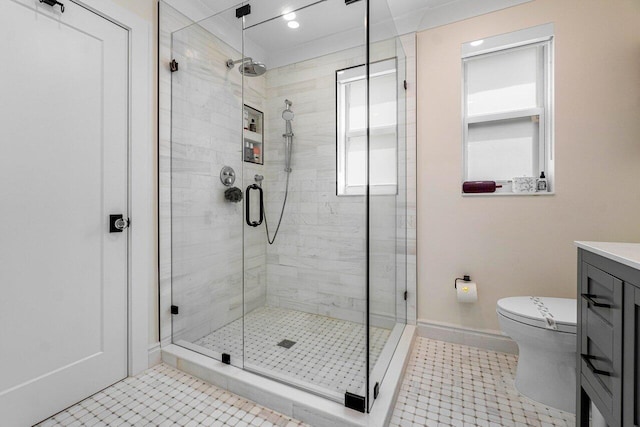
[370,133,397,186]
[347,135,367,187]
[242,0,369,404]
[367,4,408,412]
[370,72,397,128]
[467,116,540,181]
[338,59,397,195]
[170,5,245,368]
[349,79,367,131]
[466,45,540,116]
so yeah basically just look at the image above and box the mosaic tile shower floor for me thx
[389,337,575,427]
[36,364,308,427]
[191,307,392,395]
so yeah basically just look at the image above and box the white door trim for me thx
[71,0,154,376]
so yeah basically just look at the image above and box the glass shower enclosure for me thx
[167,0,408,412]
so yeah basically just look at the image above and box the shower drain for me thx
[277,339,296,349]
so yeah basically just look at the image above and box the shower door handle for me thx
[245,184,263,227]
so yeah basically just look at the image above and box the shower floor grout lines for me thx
[191,306,392,397]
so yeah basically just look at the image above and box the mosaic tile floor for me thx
[191,307,392,396]
[390,337,575,427]
[37,364,308,427]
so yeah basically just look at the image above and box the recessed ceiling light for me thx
[283,12,296,21]
[287,21,300,29]
[470,39,484,47]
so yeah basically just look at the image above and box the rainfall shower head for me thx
[226,57,267,77]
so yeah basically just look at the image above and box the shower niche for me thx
[243,104,263,164]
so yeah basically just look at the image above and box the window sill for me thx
[462,191,555,197]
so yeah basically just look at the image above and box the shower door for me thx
[169,5,246,368]
[240,0,371,405]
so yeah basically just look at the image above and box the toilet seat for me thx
[497,296,576,334]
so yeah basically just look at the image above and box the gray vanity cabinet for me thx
[577,248,640,427]
[624,283,640,427]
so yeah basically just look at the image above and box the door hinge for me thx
[404,291,408,301]
[403,80,408,90]
[373,382,380,399]
[222,353,231,365]
[170,59,179,72]
[236,4,251,18]
[345,392,365,413]
[171,305,179,315]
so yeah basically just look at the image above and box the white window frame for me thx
[337,58,398,196]
[461,23,554,194]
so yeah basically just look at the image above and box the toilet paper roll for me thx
[456,281,478,303]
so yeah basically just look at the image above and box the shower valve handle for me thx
[245,184,264,227]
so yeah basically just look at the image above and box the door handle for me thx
[581,293,611,308]
[581,354,611,377]
[245,184,263,227]
[109,214,129,232]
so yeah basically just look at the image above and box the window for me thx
[336,59,397,196]
[462,24,554,193]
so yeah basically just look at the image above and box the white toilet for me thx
[497,296,577,413]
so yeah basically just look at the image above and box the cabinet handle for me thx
[581,293,611,308]
[581,354,611,377]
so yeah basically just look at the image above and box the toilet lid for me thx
[497,297,577,333]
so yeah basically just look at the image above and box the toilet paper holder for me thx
[454,275,472,288]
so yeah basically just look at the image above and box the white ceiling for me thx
[163,0,533,69]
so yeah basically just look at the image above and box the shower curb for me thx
[161,325,416,427]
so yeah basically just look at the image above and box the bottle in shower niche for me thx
[244,110,249,130]
[249,118,257,132]
[536,171,548,192]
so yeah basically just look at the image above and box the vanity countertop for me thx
[575,241,640,271]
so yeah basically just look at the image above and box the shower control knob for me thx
[220,166,236,187]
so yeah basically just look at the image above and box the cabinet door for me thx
[624,283,640,427]
[579,263,623,425]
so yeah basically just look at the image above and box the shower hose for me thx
[261,171,290,245]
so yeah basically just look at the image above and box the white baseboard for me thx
[148,342,162,367]
[417,319,518,354]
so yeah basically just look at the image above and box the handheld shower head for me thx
[282,109,294,121]
[281,100,295,173]
[282,99,294,121]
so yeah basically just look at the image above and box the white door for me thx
[0,1,129,425]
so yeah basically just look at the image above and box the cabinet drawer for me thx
[579,262,622,422]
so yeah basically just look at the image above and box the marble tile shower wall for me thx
[262,41,405,326]
[167,14,267,344]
